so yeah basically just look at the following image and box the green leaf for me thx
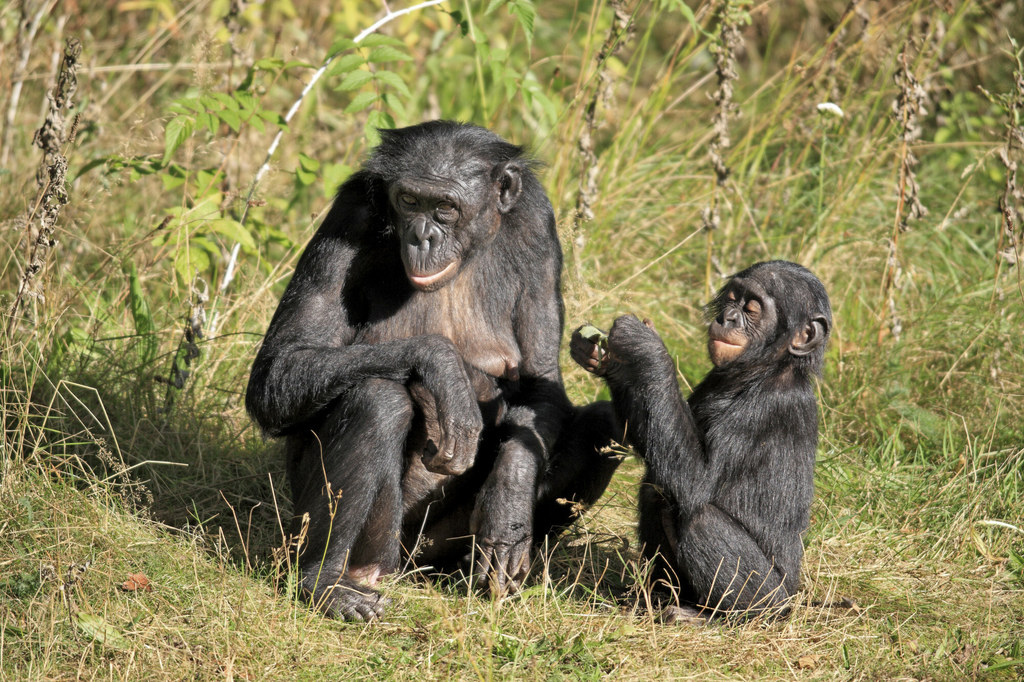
[76,613,129,650]
[326,53,365,77]
[326,38,356,59]
[373,70,412,99]
[448,10,470,36]
[296,166,316,186]
[382,92,408,121]
[219,108,241,132]
[367,109,394,130]
[198,111,218,135]
[207,218,256,251]
[345,91,378,114]
[298,152,320,172]
[173,97,204,114]
[233,91,257,111]
[258,110,288,129]
[212,91,239,111]
[123,259,158,366]
[335,69,373,91]
[162,116,194,165]
[322,162,351,198]
[509,0,536,44]
[357,34,404,48]
[577,324,608,347]
[367,45,412,63]
[253,56,286,70]
[161,172,186,191]
[177,244,210,282]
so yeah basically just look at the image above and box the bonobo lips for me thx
[709,336,746,365]
[406,260,458,290]
[710,338,743,351]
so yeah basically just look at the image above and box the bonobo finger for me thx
[422,427,477,475]
[570,325,608,374]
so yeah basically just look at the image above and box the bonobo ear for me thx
[789,316,829,357]
[496,163,523,214]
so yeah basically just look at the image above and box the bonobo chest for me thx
[356,273,521,381]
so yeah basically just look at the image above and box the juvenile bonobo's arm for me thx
[470,252,572,596]
[570,315,721,514]
[246,195,482,475]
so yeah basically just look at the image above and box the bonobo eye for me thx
[744,299,762,316]
[435,201,459,222]
[726,291,737,302]
[398,193,417,208]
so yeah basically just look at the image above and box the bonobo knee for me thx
[345,379,414,433]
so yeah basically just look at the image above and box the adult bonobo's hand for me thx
[413,335,484,476]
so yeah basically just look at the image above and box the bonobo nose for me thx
[412,218,439,245]
[724,308,741,324]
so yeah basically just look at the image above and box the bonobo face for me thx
[707,261,832,370]
[707,276,778,367]
[390,161,521,293]
[391,175,481,291]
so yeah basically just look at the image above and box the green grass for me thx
[2,0,1023,679]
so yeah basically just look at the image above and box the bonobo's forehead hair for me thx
[709,260,832,331]
[365,120,533,185]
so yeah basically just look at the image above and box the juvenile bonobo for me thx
[571,261,831,622]
[246,121,618,621]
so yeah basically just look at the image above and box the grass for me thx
[2,0,1023,679]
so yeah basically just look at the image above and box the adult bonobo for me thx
[571,261,831,622]
[246,121,618,621]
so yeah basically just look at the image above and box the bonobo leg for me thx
[657,503,794,618]
[288,378,412,621]
[534,401,622,538]
[400,402,619,591]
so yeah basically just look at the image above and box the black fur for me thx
[247,121,618,621]
[571,261,831,621]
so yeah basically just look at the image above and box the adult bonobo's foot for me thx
[660,604,711,626]
[304,576,390,622]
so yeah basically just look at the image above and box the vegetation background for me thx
[1,0,1022,678]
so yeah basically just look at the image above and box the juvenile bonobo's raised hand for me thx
[571,316,663,377]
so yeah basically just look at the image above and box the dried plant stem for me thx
[5,38,81,339]
[157,278,208,417]
[879,49,928,343]
[702,0,747,298]
[570,0,633,281]
[0,0,56,168]
[991,43,1024,307]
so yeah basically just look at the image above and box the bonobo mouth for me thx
[405,260,458,291]
[709,337,746,366]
